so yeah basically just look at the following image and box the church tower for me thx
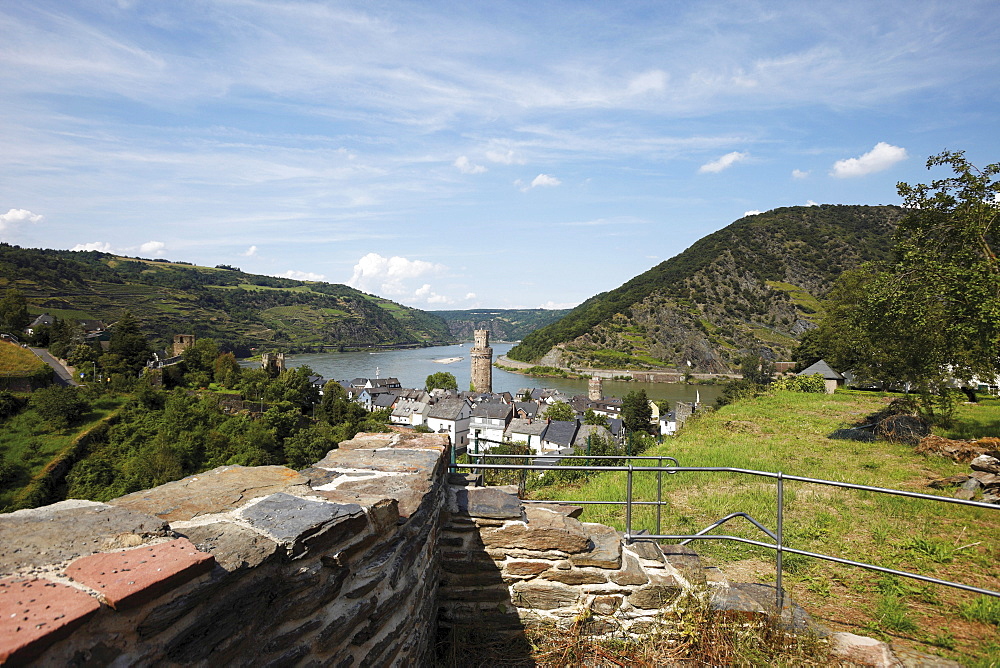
[470,330,493,393]
[588,376,603,401]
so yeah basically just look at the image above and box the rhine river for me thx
[272,342,723,405]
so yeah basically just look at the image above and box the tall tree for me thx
[543,400,575,421]
[0,288,30,333]
[820,151,1000,393]
[108,311,152,374]
[621,390,652,434]
[425,372,458,392]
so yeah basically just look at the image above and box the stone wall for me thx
[438,483,713,636]
[0,432,449,666]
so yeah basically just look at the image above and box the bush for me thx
[29,386,89,430]
[772,373,826,393]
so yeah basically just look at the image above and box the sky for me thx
[2,1,999,311]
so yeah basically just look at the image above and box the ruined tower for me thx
[588,376,603,401]
[470,329,493,393]
[261,352,286,377]
[172,334,195,357]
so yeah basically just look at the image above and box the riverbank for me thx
[495,354,736,385]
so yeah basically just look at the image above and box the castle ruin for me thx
[261,351,286,377]
[469,329,493,393]
[172,334,195,357]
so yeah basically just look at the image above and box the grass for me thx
[0,394,125,510]
[0,341,49,377]
[523,389,1000,664]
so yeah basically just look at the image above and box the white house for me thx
[425,398,473,449]
[469,402,513,451]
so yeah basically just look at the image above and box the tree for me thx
[621,390,652,434]
[108,311,152,374]
[819,151,1000,396]
[182,338,220,378]
[30,385,89,430]
[0,288,30,333]
[425,371,458,392]
[543,400,575,421]
[739,353,774,385]
[583,408,609,427]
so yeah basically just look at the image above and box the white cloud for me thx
[806,200,819,206]
[486,149,525,165]
[792,169,809,179]
[242,245,258,257]
[518,173,561,191]
[626,70,667,96]
[743,210,762,217]
[465,292,476,300]
[831,142,908,178]
[139,240,166,255]
[454,156,486,174]
[699,151,748,174]
[279,270,326,281]
[539,300,578,310]
[0,208,43,232]
[71,241,113,252]
[347,252,446,298]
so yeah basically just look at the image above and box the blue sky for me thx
[2,1,998,310]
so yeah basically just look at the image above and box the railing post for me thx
[656,457,663,536]
[625,464,634,543]
[776,471,784,616]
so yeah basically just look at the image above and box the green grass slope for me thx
[508,205,903,371]
[529,390,1000,664]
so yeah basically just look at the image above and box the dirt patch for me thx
[723,420,761,434]
[916,435,990,463]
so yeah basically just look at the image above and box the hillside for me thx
[508,205,904,372]
[432,308,571,341]
[0,245,453,353]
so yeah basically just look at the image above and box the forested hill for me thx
[507,204,905,372]
[432,308,571,341]
[0,245,452,353]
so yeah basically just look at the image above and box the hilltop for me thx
[0,244,452,353]
[508,204,904,372]
[432,308,571,342]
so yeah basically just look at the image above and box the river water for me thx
[271,343,723,405]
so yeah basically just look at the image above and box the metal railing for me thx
[451,445,1000,614]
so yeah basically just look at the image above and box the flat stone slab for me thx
[571,523,622,569]
[110,466,312,522]
[511,581,580,610]
[0,577,101,664]
[450,486,523,520]
[173,521,279,572]
[65,538,214,610]
[525,503,583,519]
[830,632,903,668]
[0,500,168,574]
[334,473,430,518]
[315,448,444,475]
[481,507,591,553]
[236,493,366,556]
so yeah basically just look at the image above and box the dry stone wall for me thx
[438,483,713,635]
[0,432,449,667]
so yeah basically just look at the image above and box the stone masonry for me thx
[470,329,493,393]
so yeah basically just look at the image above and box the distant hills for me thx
[432,309,571,342]
[508,205,905,372]
[0,245,453,353]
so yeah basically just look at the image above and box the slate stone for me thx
[590,595,622,615]
[628,534,665,562]
[542,569,608,585]
[314,445,444,475]
[829,632,902,668]
[447,472,483,486]
[333,474,430,519]
[660,543,706,586]
[174,521,279,572]
[504,561,551,577]
[525,503,584,519]
[709,585,767,617]
[571,523,622,568]
[237,493,366,557]
[511,581,580,610]
[971,454,1000,474]
[450,486,523,519]
[480,507,590,553]
[628,582,683,609]
[610,553,648,586]
[110,466,312,522]
[0,500,168,573]
[729,583,815,632]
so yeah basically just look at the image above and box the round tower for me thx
[470,329,493,393]
[588,376,603,401]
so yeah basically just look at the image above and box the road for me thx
[29,347,79,387]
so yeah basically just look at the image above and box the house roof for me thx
[471,401,513,420]
[798,359,844,380]
[28,314,55,328]
[541,419,579,447]
[513,401,539,418]
[573,424,613,449]
[427,398,469,420]
[372,392,398,409]
[505,418,547,438]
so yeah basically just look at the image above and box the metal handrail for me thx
[450,459,1000,613]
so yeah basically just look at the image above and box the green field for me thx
[528,390,1000,664]
[0,341,48,377]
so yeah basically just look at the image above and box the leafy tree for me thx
[283,422,338,469]
[819,151,1000,396]
[621,390,652,434]
[740,353,774,385]
[425,371,458,391]
[0,288,30,333]
[30,385,89,430]
[583,408,609,427]
[543,400,575,421]
[67,343,100,371]
[108,311,152,374]
[0,391,25,420]
[182,338,220,378]
[214,352,241,387]
[772,374,826,393]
